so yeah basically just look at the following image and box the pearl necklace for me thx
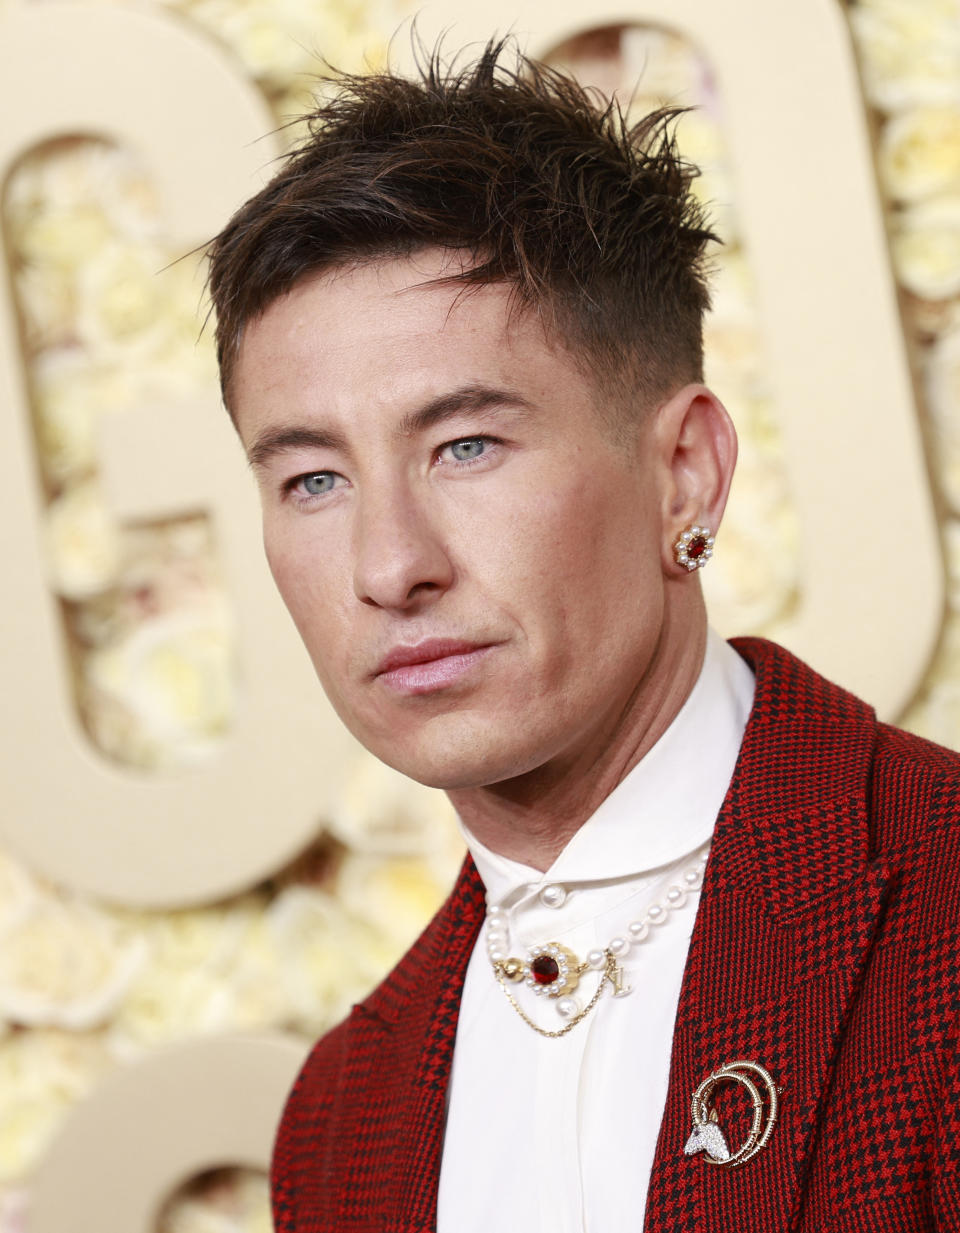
[486,844,709,1039]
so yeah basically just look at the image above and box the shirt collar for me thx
[461,629,755,904]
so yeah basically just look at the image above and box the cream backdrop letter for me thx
[28,1034,307,1233]
[0,1,360,908]
[409,0,942,718]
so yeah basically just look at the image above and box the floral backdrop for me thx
[1,0,959,1229]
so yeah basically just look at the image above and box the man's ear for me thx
[651,383,738,573]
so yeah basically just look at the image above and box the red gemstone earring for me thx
[674,525,714,571]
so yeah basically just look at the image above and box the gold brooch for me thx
[684,1060,780,1167]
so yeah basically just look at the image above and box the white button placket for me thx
[534,1014,588,1233]
[526,888,591,1233]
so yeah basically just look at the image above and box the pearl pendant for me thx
[556,995,580,1020]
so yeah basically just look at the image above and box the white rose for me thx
[267,886,393,1033]
[9,201,112,278]
[330,751,462,867]
[44,479,122,599]
[111,962,236,1054]
[109,897,269,1055]
[82,607,236,768]
[892,194,960,300]
[10,260,75,354]
[31,350,134,486]
[0,1029,111,1182]
[7,140,185,369]
[6,139,159,246]
[0,1025,109,1101]
[116,518,222,625]
[81,141,161,244]
[33,351,100,485]
[77,239,170,360]
[880,105,960,203]
[0,897,144,1030]
[849,0,960,113]
[336,852,453,955]
[214,920,288,1035]
[191,0,326,87]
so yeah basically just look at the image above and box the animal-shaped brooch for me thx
[684,1059,780,1167]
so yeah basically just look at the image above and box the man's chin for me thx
[340,702,549,791]
[367,735,546,794]
[372,752,504,793]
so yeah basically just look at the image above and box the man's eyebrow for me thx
[247,425,348,471]
[396,383,534,437]
[246,384,533,470]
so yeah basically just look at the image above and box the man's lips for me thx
[374,639,497,694]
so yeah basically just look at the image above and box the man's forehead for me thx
[230,256,565,425]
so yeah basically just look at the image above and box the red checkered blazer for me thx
[272,638,960,1231]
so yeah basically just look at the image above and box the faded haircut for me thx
[206,38,717,417]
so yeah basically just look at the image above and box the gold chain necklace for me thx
[492,950,624,1038]
[486,843,709,1037]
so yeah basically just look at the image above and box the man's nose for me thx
[351,482,455,611]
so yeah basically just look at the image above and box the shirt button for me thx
[539,884,566,909]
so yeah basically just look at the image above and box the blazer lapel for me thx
[358,857,486,1232]
[644,639,891,1232]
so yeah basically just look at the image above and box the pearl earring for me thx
[674,525,714,571]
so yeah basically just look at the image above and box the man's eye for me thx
[297,472,337,496]
[446,438,488,462]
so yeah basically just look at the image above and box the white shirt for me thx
[437,630,755,1233]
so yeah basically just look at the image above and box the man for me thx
[206,41,960,1232]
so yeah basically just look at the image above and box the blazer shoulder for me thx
[275,852,484,1121]
[872,720,960,834]
[869,721,960,938]
[875,719,960,778]
[271,859,485,1228]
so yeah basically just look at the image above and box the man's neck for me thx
[447,618,708,872]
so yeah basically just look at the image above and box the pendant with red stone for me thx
[524,943,580,997]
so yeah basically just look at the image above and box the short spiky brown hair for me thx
[207,38,716,415]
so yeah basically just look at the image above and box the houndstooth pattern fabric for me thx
[271,638,960,1231]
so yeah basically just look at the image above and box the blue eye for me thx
[449,438,487,461]
[300,473,336,495]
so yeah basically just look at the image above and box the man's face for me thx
[232,252,675,790]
